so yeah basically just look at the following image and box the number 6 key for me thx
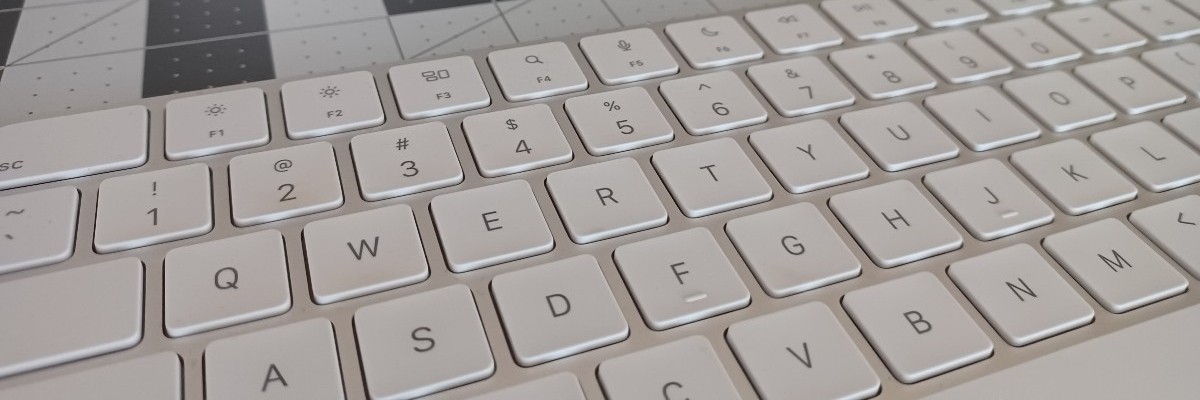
[659,70,768,135]
[228,142,344,226]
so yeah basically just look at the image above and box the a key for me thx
[1141,43,1200,97]
[651,138,773,218]
[388,56,491,119]
[1075,57,1186,114]
[491,255,629,366]
[468,373,585,400]
[488,42,588,101]
[351,122,464,201]
[1109,0,1200,41]
[613,228,751,330]
[746,57,857,117]
[978,0,1053,15]
[727,303,881,400]
[1044,218,1188,313]
[165,88,269,160]
[822,0,920,40]
[545,158,668,244]
[658,71,769,135]
[599,336,742,400]
[829,180,964,268]
[665,16,764,69]
[579,28,680,85]
[429,180,554,272]
[94,164,212,253]
[840,102,960,172]
[280,70,385,139]
[749,119,871,194]
[0,105,147,190]
[0,352,180,400]
[1130,195,1200,278]
[924,159,1054,240]
[726,203,862,297]
[899,0,990,27]
[302,205,429,304]
[1090,122,1200,192]
[461,104,573,177]
[1164,108,1200,151]
[356,284,494,400]
[0,186,78,274]
[228,142,344,226]
[1047,7,1147,54]
[907,30,1013,83]
[564,87,674,156]
[744,4,845,54]
[205,319,344,400]
[1011,139,1138,215]
[829,42,938,100]
[1003,71,1116,132]
[948,244,1095,346]
[924,86,1041,151]
[979,18,1083,68]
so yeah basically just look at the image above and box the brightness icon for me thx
[319,86,342,98]
[204,104,227,117]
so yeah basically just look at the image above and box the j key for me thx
[830,42,938,100]
[1140,43,1200,97]
[351,122,464,201]
[94,164,212,253]
[165,88,269,160]
[1010,139,1138,215]
[980,18,1082,68]
[489,42,588,101]
[1076,57,1186,115]
[228,142,344,226]
[462,104,573,177]
[924,86,1041,151]
[746,57,857,117]
[665,16,764,69]
[652,138,773,218]
[924,159,1055,240]
[1090,122,1200,192]
[978,0,1053,15]
[388,56,491,119]
[1046,7,1147,54]
[829,180,964,268]
[899,0,990,27]
[1129,195,1200,278]
[822,0,920,40]
[0,186,78,274]
[303,205,429,304]
[744,4,845,54]
[281,70,385,139]
[564,87,674,156]
[205,319,344,400]
[599,336,742,400]
[1163,108,1200,149]
[907,30,1013,83]
[1109,0,1200,41]
[749,119,871,194]
[0,352,180,400]
[579,28,680,85]
[1003,71,1115,132]
[430,180,554,272]
[726,203,863,297]
[658,71,769,135]
[545,158,668,244]
[0,105,147,191]
[467,373,585,400]
[840,102,960,172]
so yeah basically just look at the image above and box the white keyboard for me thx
[1,0,1200,398]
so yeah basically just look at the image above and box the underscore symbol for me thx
[603,101,621,111]
[395,137,410,151]
[505,119,519,130]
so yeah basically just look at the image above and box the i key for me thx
[95,164,213,253]
[924,86,1042,151]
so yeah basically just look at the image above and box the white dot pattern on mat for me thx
[0,50,144,121]
[263,0,387,30]
[7,0,127,63]
[21,0,149,64]
[389,3,516,59]
[270,19,401,78]
[503,0,620,42]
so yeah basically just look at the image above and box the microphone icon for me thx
[617,39,632,51]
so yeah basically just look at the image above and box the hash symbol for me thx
[396,137,410,150]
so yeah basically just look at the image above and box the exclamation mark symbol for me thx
[152,181,158,196]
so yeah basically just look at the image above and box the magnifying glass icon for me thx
[525,55,544,64]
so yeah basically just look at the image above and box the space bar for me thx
[0,106,148,190]
[928,303,1200,399]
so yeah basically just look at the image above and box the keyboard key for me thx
[228,142,344,226]
[598,336,742,399]
[1141,43,1200,97]
[280,70,385,139]
[430,180,554,272]
[579,28,680,85]
[907,30,1013,83]
[488,42,588,101]
[829,180,964,268]
[651,138,773,218]
[1129,195,1200,278]
[925,159,1053,241]
[664,16,764,69]
[727,303,880,400]
[1047,7,1147,54]
[350,122,464,201]
[545,158,668,244]
[830,42,938,100]
[614,228,751,330]
[1043,218,1188,313]
[746,57,856,117]
[302,205,429,304]
[658,71,769,135]
[388,56,491,119]
[840,102,960,171]
[899,0,989,27]
[1011,139,1138,215]
[726,203,862,297]
[0,105,147,191]
[822,0,920,40]
[0,186,78,274]
[205,319,344,400]
[491,255,629,366]
[924,86,1041,151]
[1003,71,1116,132]
[1109,0,1200,41]
[1164,109,1200,149]
[1090,122,1200,192]
[564,87,674,156]
[980,18,1082,68]
[165,88,269,160]
[468,373,585,400]
[978,0,1053,15]
[948,245,1095,346]
[94,164,212,253]
[356,285,494,400]
[0,352,180,400]
[1177,0,1200,15]
[744,4,845,54]
[462,104,573,177]
[749,119,870,194]
[1075,57,1186,114]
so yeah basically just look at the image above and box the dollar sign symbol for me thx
[505,119,519,130]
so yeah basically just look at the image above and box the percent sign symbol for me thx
[603,101,621,112]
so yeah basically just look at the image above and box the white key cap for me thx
[165,88,269,160]
[745,4,845,54]
[545,158,668,244]
[651,138,773,218]
[1043,218,1188,313]
[907,30,1013,83]
[388,56,491,119]
[468,373,585,400]
[599,336,742,400]
[280,70,385,139]
[614,228,751,330]
[564,87,674,156]
[658,71,769,135]
[840,102,960,171]
[205,319,344,400]
[0,258,142,378]
[1141,43,1200,97]
[1164,108,1200,149]
[978,0,1053,15]
[1178,0,1200,15]
[0,105,147,190]
[1075,57,1186,114]
[830,42,938,100]
[488,42,588,101]
[461,104,573,177]
[829,180,964,268]
[727,303,881,400]
[579,28,680,85]
[1130,195,1200,277]
[822,0,920,40]
[0,186,78,274]
[0,352,180,400]
[726,203,862,297]
[491,255,629,366]
[1047,7,1147,54]
[355,284,494,400]
[228,142,344,226]
[925,159,1054,240]
[350,122,464,201]
[924,86,1041,151]
[980,18,1082,68]
[749,119,871,194]
[843,272,993,383]
[94,164,212,253]
[665,16,764,69]
[900,0,990,27]
[163,230,290,337]
[1090,122,1200,192]
[1110,0,1200,40]
[1003,71,1116,132]
[430,180,554,272]
[1011,139,1138,215]
[302,205,429,304]
[746,57,857,117]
